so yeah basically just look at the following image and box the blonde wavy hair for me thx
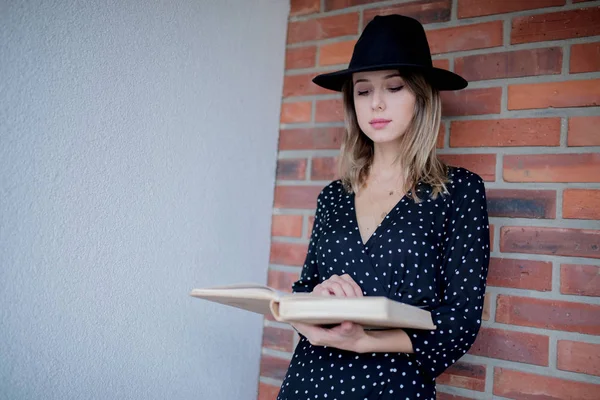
[338,71,449,203]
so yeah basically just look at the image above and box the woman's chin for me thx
[365,130,403,144]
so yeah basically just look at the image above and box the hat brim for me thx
[312,64,468,92]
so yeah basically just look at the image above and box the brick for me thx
[470,327,549,366]
[437,361,486,392]
[267,269,300,293]
[568,116,600,147]
[432,58,450,70]
[276,159,307,180]
[450,118,561,147]
[285,46,317,70]
[500,226,600,259]
[570,42,600,73]
[306,216,315,239]
[439,154,496,181]
[493,367,600,400]
[441,88,502,116]
[258,382,280,400]
[259,354,290,381]
[557,340,600,377]
[486,189,556,219]
[503,153,600,183]
[511,7,600,44]
[270,241,308,266]
[278,127,344,150]
[364,0,452,25]
[488,258,553,291]
[274,185,324,209]
[508,79,600,110]
[311,156,338,181]
[283,73,331,97]
[287,13,359,44]
[271,215,303,238]
[427,21,503,55]
[563,189,600,220]
[495,294,600,335]
[458,0,565,18]
[482,292,491,321]
[324,0,380,11]
[290,0,320,16]
[454,48,562,81]
[489,223,495,252]
[262,326,294,352]
[280,102,312,124]
[315,98,344,122]
[436,122,445,148]
[560,264,600,297]
[319,40,355,66]
[436,393,475,400]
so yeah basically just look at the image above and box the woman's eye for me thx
[389,86,404,92]
[357,90,369,96]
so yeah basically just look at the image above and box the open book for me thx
[190,283,436,330]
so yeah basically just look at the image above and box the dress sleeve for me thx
[404,170,490,381]
[291,188,327,293]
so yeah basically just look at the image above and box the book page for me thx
[190,283,290,317]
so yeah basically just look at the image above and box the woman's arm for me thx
[355,328,414,354]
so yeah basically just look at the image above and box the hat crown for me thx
[350,15,432,69]
[311,14,467,92]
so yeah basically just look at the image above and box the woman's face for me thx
[352,69,416,144]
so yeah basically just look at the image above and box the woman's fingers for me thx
[312,274,364,297]
[328,275,359,296]
[292,322,328,346]
[324,281,348,296]
[338,274,363,297]
[312,284,331,296]
[330,274,363,297]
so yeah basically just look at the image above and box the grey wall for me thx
[0,0,289,399]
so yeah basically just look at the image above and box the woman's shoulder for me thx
[447,167,485,199]
[315,179,347,208]
[446,166,486,197]
[318,179,347,198]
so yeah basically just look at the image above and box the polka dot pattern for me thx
[277,167,490,399]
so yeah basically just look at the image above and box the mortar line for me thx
[562,43,571,75]
[556,186,564,219]
[450,0,458,21]
[552,259,561,293]
[460,354,600,383]
[259,376,284,386]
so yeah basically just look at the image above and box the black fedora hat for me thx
[312,14,467,91]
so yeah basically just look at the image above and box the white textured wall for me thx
[0,1,289,399]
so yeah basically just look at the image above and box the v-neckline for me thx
[351,190,408,248]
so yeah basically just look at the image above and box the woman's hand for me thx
[290,274,368,352]
[311,273,364,297]
[291,321,368,352]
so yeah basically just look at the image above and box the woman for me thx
[276,15,490,400]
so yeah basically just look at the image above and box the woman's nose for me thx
[371,89,385,111]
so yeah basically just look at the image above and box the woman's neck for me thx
[369,142,406,184]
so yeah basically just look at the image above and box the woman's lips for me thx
[369,119,391,129]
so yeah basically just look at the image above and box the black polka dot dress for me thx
[276,167,490,400]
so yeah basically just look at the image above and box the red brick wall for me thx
[259,1,600,398]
